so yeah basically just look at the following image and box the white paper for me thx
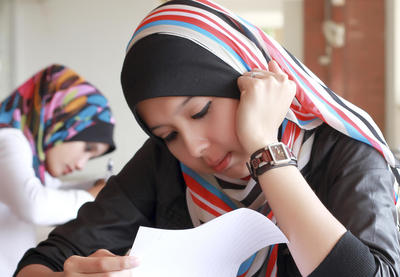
[129,208,288,277]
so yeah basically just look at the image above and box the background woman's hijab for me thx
[0,64,115,184]
[121,0,399,275]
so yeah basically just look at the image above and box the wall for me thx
[282,0,304,61]
[0,0,14,96]
[304,0,386,132]
[386,0,400,150]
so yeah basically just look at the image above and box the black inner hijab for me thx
[120,34,242,139]
[121,34,241,112]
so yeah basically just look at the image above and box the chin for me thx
[50,168,64,177]
[47,171,58,177]
[221,166,249,179]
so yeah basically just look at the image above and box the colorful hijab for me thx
[121,0,399,276]
[0,64,115,184]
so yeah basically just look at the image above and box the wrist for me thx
[245,139,278,156]
[246,142,297,181]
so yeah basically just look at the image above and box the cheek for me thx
[44,150,55,166]
[167,142,206,169]
[44,155,58,176]
[209,109,239,147]
[167,142,188,162]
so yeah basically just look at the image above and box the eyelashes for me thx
[162,100,212,143]
[85,142,96,152]
[191,101,211,119]
[163,131,178,142]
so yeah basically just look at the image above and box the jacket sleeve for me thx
[13,139,161,274]
[307,125,400,276]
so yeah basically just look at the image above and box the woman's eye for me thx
[85,143,95,152]
[191,101,211,119]
[163,131,178,142]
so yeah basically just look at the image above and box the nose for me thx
[75,155,90,171]
[182,130,209,158]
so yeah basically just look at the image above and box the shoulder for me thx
[0,128,32,159]
[115,138,182,194]
[119,138,178,176]
[306,123,395,205]
[0,127,29,144]
[109,139,190,228]
[307,123,396,214]
[308,125,400,274]
[311,123,389,172]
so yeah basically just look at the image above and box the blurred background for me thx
[0,0,398,178]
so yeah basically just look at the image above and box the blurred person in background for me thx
[0,64,115,276]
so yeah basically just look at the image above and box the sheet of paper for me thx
[129,208,288,277]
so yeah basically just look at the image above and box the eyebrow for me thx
[149,96,193,132]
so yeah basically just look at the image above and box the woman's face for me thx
[137,96,250,179]
[45,141,109,177]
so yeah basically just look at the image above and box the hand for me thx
[236,60,296,155]
[87,179,106,198]
[63,249,139,276]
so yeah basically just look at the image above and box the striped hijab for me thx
[121,0,399,276]
[0,64,115,184]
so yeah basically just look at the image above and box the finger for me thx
[237,76,248,95]
[250,68,267,73]
[90,249,116,258]
[93,179,106,187]
[64,255,139,273]
[268,60,289,80]
[288,80,298,97]
[268,60,282,74]
[70,269,133,277]
[268,61,290,82]
[242,70,266,79]
[242,71,255,78]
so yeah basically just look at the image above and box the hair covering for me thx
[121,0,399,275]
[0,64,115,184]
[121,0,396,167]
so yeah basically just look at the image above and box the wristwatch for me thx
[246,142,297,180]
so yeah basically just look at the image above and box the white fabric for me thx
[0,128,94,277]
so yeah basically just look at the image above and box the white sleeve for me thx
[0,129,94,226]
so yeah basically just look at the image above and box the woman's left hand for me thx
[236,60,296,155]
[87,179,106,198]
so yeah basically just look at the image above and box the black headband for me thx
[68,121,116,154]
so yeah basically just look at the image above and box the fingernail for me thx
[128,256,140,267]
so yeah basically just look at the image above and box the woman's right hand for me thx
[17,249,139,276]
[64,249,138,276]
[236,60,296,155]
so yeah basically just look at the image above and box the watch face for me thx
[269,143,291,164]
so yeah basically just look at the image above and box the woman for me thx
[15,1,400,276]
[0,64,115,277]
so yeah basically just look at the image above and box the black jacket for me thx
[15,124,400,276]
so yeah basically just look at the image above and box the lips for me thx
[211,152,232,173]
[63,165,73,175]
